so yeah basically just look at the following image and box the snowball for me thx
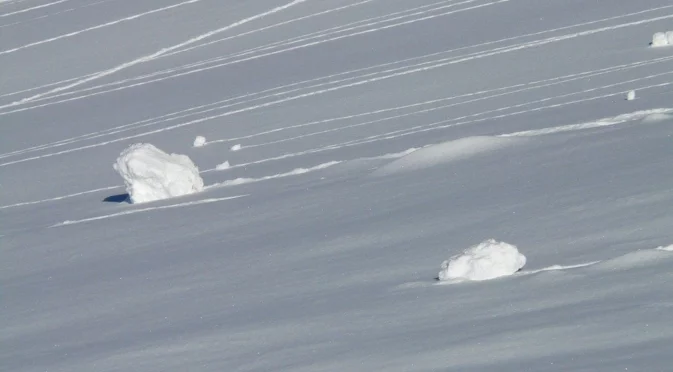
[652,32,668,47]
[438,239,526,281]
[230,144,242,151]
[113,143,204,204]
[626,90,635,101]
[193,136,207,147]
[216,161,230,170]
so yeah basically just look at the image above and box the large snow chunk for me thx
[113,143,204,204]
[193,136,207,148]
[651,32,669,47]
[438,239,526,281]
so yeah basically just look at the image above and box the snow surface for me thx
[215,160,231,170]
[113,143,204,204]
[438,239,526,281]
[3,0,673,371]
[230,144,242,152]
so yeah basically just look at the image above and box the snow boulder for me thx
[438,239,526,281]
[651,32,669,47]
[113,143,204,204]
[193,136,207,148]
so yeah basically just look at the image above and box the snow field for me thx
[438,239,526,281]
[113,143,204,204]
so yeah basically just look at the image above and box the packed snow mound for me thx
[656,244,673,252]
[373,136,519,176]
[626,90,636,101]
[215,161,230,170]
[113,143,204,204]
[438,239,526,281]
[230,144,242,151]
[193,136,207,148]
[651,31,673,47]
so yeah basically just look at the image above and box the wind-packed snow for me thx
[438,239,527,281]
[113,143,204,204]
[193,136,206,148]
[3,0,673,371]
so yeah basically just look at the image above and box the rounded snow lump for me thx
[651,32,669,47]
[438,239,526,281]
[113,143,204,204]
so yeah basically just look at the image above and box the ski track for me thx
[3,1,669,107]
[7,51,668,162]
[0,185,122,210]
[0,0,70,18]
[0,4,670,157]
[0,0,204,56]
[3,60,672,169]
[0,0,308,109]
[0,0,116,29]
[0,0,503,113]
[1,3,669,121]
[50,194,247,227]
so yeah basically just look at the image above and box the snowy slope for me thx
[2,0,673,371]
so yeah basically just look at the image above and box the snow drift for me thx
[113,143,204,204]
[373,136,520,176]
[438,239,526,281]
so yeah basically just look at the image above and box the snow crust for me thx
[193,136,207,147]
[113,143,204,204]
[438,239,527,281]
[230,144,242,151]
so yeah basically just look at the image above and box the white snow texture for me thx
[626,90,636,101]
[113,143,204,204]
[439,239,527,281]
[651,31,673,47]
[193,136,207,147]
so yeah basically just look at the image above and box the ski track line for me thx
[2,2,670,123]
[2,52,672,170]
[208,78,673,172]
[2,10,672,164]
[0,0,203,56]
[1,0,308,109]
[0,0,70,18]
[50,194,247,227]
[19,49,652,160]
[29,0,667,111]
[0,0,116,29]
[1,2,666,122]
[161,0,381,59]
[0,0,500,114]
[0,185,122,210]
[501,108,673,137]
[206,160,342,188]
[161,0,480,59]
[326,74,673,152]
[225,57,673,150]
[8,0,666,107]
